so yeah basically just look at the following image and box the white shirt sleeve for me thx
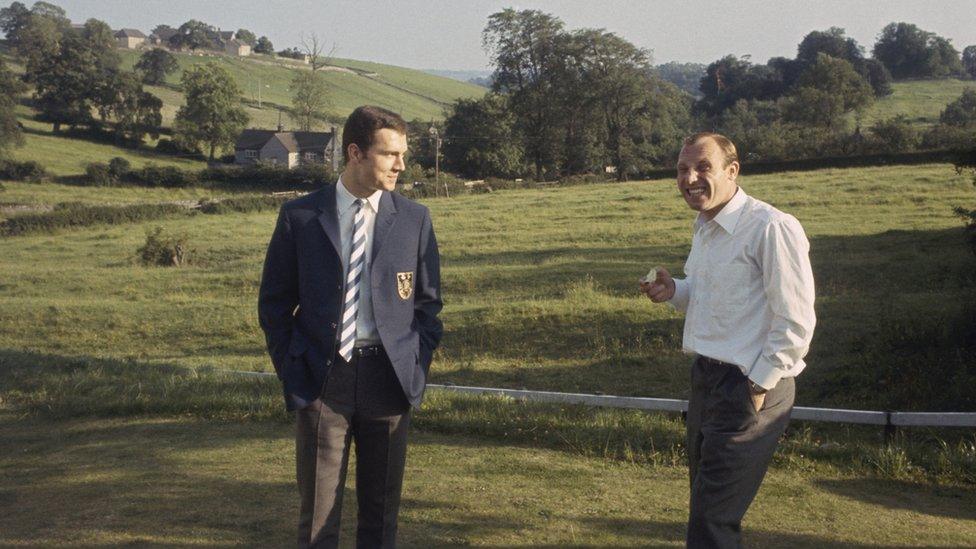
[748,216,817,390]
[669,277,691,313]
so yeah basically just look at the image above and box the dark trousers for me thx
[686,356,794,549]
[295,347,411,549]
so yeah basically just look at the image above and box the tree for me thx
[797,27,863,67]
[859,58,893,97]
[782,54,873,128]
[17,2,67,73]
[0,58,25,156]
[301,32,333,72]
[235,28,256,46]
[102,71,163,143]
[253,35,274,55]
[696,55,784,116]
[483,8,568,179]
[0,1,30,47]
[151,24,174,37]
[135,48,178,85]
[288,70,331,131]
[873,22,962,79]
[29,18,120,132]
[443,93,524,178]
[174,63,248,160]
[963,46,976,79]
[654,62,706,97]
[940,88,976,127]
[171,19,212,50]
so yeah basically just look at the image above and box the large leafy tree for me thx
[174,63,248,160]
[235,28,256,46]
[963,46,976,79]
[288,70,331,131]
[135,48,179,85]
[782,54,873,128]
[171,19,213,50]
[253,35,274,55]
[443,93,524,178]
[873,22,963,79]
[0,1,31,48]
[483,9,568,180]
[102,71,163,143]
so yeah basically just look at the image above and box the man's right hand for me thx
[639,267,675,303]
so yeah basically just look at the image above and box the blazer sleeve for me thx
[258,205,299,378]
[415,207,443,372]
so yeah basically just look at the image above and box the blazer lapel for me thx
[315,185,342,257]
[371,191,398,263]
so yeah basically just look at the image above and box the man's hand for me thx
[639,267,675,303]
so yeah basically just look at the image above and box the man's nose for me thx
[394,155,405,171]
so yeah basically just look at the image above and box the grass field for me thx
[116,49,485,125]
[1,163,973,411]
[2,162,976,545]
[859,78,976,127]
[2,411,974,547]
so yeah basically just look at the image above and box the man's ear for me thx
[727,161,740,181]
[347,143,363,164]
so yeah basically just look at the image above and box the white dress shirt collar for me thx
[695,186,746,235]
[336,177,382,214]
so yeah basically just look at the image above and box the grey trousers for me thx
[295,348,411,549]
[686,356,795,549]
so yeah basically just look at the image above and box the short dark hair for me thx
[682,132,738,167]
[342,106,407,163]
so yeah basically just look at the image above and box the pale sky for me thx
[51,0,976,71]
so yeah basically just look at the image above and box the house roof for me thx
[235,129,336,152]
[151,28,178,41]
[115,28,146,38]
[219,30,235,40]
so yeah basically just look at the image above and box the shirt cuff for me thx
[748,356,786,391]
[668,278,690,312]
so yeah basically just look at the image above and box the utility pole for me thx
[428,123,446,197]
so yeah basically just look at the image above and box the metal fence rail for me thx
[220,371,976,429]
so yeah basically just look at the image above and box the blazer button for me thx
[325,359,332,366]
[330,322,337,329]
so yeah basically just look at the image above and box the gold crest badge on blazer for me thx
[396,271,414,300]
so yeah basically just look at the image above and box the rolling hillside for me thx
[858,78,976,127]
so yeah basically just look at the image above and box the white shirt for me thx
[336,178,382,346]
[669,188,816,390]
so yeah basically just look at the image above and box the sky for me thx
[51,0,976,72]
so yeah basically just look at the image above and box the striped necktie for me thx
[338,198,367,362]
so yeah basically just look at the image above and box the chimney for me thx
[277,110,283,132]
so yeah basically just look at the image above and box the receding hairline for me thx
[680,132,738,168]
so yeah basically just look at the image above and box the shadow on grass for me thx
[815,478,976,521]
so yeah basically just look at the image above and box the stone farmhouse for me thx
[234,126,340,172]
[114,28,146,49]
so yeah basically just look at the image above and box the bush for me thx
[198,195,288,214]
[131,164,200,188]
[137,226,191,267]
[200,163,335,191]
[1,202,187,236]
[867,116,920,153]
[84,162,115,186]
[108,157,131,179]
[0,159,47,181]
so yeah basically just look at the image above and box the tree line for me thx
[438,11,976,181]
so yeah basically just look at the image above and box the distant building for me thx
[224,38,251,57]
[234,126,340,171]
[115,28,147,49]
[148,28,178,48]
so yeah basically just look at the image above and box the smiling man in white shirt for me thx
[640,132,816,548]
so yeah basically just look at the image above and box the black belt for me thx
[700,355,736,368]
[351,344,385,358]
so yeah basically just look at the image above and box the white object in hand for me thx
[643,266,662,284]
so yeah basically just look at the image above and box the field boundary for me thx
[223,370,976,429]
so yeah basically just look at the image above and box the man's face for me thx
[348,128,407,194]
[676,138,739,219]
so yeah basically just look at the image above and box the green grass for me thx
[0,163,973,412]
[1,357,974,546]
[860,79,976,127]
[116,50,485,125]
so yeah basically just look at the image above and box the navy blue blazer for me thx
[258,184,443,411]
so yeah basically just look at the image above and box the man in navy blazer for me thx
[259,106,442,548]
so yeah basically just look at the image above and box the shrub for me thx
[84,162,115,186]
[1,202,187,236]
[108,157,131,179]
[137,226,191,266]
[198,195,288,214]
[867,116,920,153]
[200,163,335,191]
[131,164,200,188]
[0,159,46,181]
